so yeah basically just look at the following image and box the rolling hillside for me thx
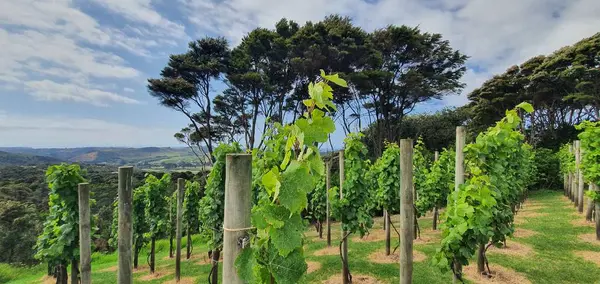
[0,151,63,166]
[0,147,208,170]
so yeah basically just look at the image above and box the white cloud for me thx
[90,0,187,40]
[24,80,140,106]
[181,0,600,108]
[0,111,178,147]
[0,0,184,106]
[124,87,135,93]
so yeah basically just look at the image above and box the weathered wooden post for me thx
[594,184,600,240]
[326,161,332,247]
[118,166,134,284]
[385,208,391,255]
[454,127,465,282]
[575,141,581,209]
[569,144,574,202]
[222,154,252,284]
[577,144,585,213]
[78,183,91,284]
[339,150,349,284]
[175,178,184,282]
[433,151,439,230]
[587,183,595,221]
[400,139,414,284]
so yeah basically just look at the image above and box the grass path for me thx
[3,190,600,283]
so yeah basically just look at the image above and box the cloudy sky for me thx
[0,0,599,148]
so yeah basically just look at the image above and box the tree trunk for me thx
[187,230,192,259]
[150,237,156,274]
[70,259,78,284]
[433,207,439,230]
[211,249,220,284]
[477,243,485,273]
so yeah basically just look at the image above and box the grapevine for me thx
[142,173,171,273]
[576,121,600,203]
[235,70,343,283]
[132,187,149,268]
[35,164,87,283]
[433,102,536,279]
[372,142,400,214]
[183,180,201,259]
[330,132,373,282]
[416,148,454,228]
[307,175,327,237]
[168,190,177,258]
[199,142,242,283]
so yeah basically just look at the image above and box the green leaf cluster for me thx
[416,148,455,215]
[199,142,242,250]
[142,174,171,240]
[35,164,87,265]
[183,180,201,234]
[371,142,400,213]
[556,143,576,175]
[433,102,537,273]
[330,132,373,237]
[576,121,600,189]
[413,138,432,217]
[236,71,344,283]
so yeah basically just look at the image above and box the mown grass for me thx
[4,190,600,283]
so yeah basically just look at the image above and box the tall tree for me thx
[148,38,230,162]
[358,25,467,156]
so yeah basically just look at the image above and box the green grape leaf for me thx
[268,246,307,284]
[320,69,348,87]
[279,161,313,214]
[270,212,304,256]
[235,247,257,283]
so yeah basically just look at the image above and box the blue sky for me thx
[1,0,599,150]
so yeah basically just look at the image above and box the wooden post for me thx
[454,127,465,282]
[586,183,594,221]
[78,183,91,284]
[222,154,252,284]
[594,184,600,240]
[575,141,581,209]
[400,139,414,284]
[433,151,439,230]
[569,144,574,202]
[577,144,584,213]
[326,161,332,247]
[118,166,134,284]
[175,179,184,282]
[339,150,349,284]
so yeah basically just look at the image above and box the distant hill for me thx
[0,151,63,166]
[0,147,207,170]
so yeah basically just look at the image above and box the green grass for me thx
[3,190,600,283]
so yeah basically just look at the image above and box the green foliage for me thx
[132,188,149,257]
[576,121,600,188]
[35,164,86,265]
[330,132,373,237]
[531,148,560,190]
[0,200,42,264]
[413,138,431,217]
[183,180,201,233]
[371,142,400,213]
[236,72,344,283]
[557,144,576,175]
[143,174,171,240]
[434,103,536,275]
[306,175,327,226]
[199,143,242,250]
[416,149,455,215]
